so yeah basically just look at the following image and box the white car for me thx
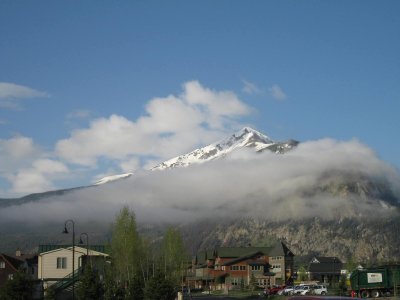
[295,285,313,295]
[313,284,328,295]
[279,286,295,295]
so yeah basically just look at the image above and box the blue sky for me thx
[0,1,399,197]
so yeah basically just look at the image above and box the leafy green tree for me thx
[338,274,348,294]
[0,270,33,300]
[344,256,358,273]
[161,226,188,285]
[111,206,144,289]
[144,270,176,300]
[297,265,308,281]
[77,266,103,300]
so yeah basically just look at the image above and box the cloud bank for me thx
[1,138,399,226]
[1,81,252,196]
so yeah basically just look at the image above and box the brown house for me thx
[187,241,294,291]
[0,253,24,286]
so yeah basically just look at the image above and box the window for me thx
[273,264,281,270]
[257,279,267,286]
[56,257,67,269]
[0,261,5,268]
[240,266,246,271]
[251,265,262,271]
[231,265,239,271]
[232,278,240,286]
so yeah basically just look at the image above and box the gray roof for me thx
[269,241,294,257]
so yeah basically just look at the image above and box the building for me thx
[38,244,109,293]
[187,241,294,290]
[0,253,24,286]
[308,256,343,284]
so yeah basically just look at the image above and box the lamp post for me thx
[333,257,336,287]
[79,232,90,268]
[63,219,75,300]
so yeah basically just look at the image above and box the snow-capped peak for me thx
[151,127,296,170]
[94,127,298,184]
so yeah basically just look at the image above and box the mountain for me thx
[91,127,298,184]
[0,127,399,263]
[153,127,298,170]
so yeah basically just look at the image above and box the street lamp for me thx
[79,232,90,267]
[63,219,75,300]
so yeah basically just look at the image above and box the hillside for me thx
[0,127,399,263]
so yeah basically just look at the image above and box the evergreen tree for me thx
[0,270,33,300]
[43,286,56,300]
[126,275,145,300]
[249,273,258,291]
[77,266,103,300]
[144,270,176,300]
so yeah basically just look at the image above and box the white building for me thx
[38,245,108,289]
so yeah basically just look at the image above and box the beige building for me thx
[38,245,108,289]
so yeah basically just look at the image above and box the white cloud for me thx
[242,80,262,95]
[0,82,49,109]
[10,159,69,195]
[1,138,399,225]
[268,84,287,101]
[0,136,71,196]
[56,81,252,169]
[0,81,252,196]
[119,157,140,173]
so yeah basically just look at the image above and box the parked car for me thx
[294,285,313,295]
[266,285,284,295]
[289,297,362,300]
[279,285,295,295]
[312,284,328,295]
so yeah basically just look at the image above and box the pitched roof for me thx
[38,244,107,254]
[215,247,271,258]
[309,257,343,273]
[39,245,109,256]
[222,251,264,266]
[269,241,294,257]
[310,256,342,264]
[195,249,214,265]
[0,254,23,271]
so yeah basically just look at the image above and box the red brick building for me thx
[187,241,294,291]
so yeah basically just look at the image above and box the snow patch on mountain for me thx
[95,127,298,184]
[94,173,133,185]
[152,127,297,170]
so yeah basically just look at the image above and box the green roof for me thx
[196,249,215,265]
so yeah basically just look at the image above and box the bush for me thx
[144,271,176,300]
